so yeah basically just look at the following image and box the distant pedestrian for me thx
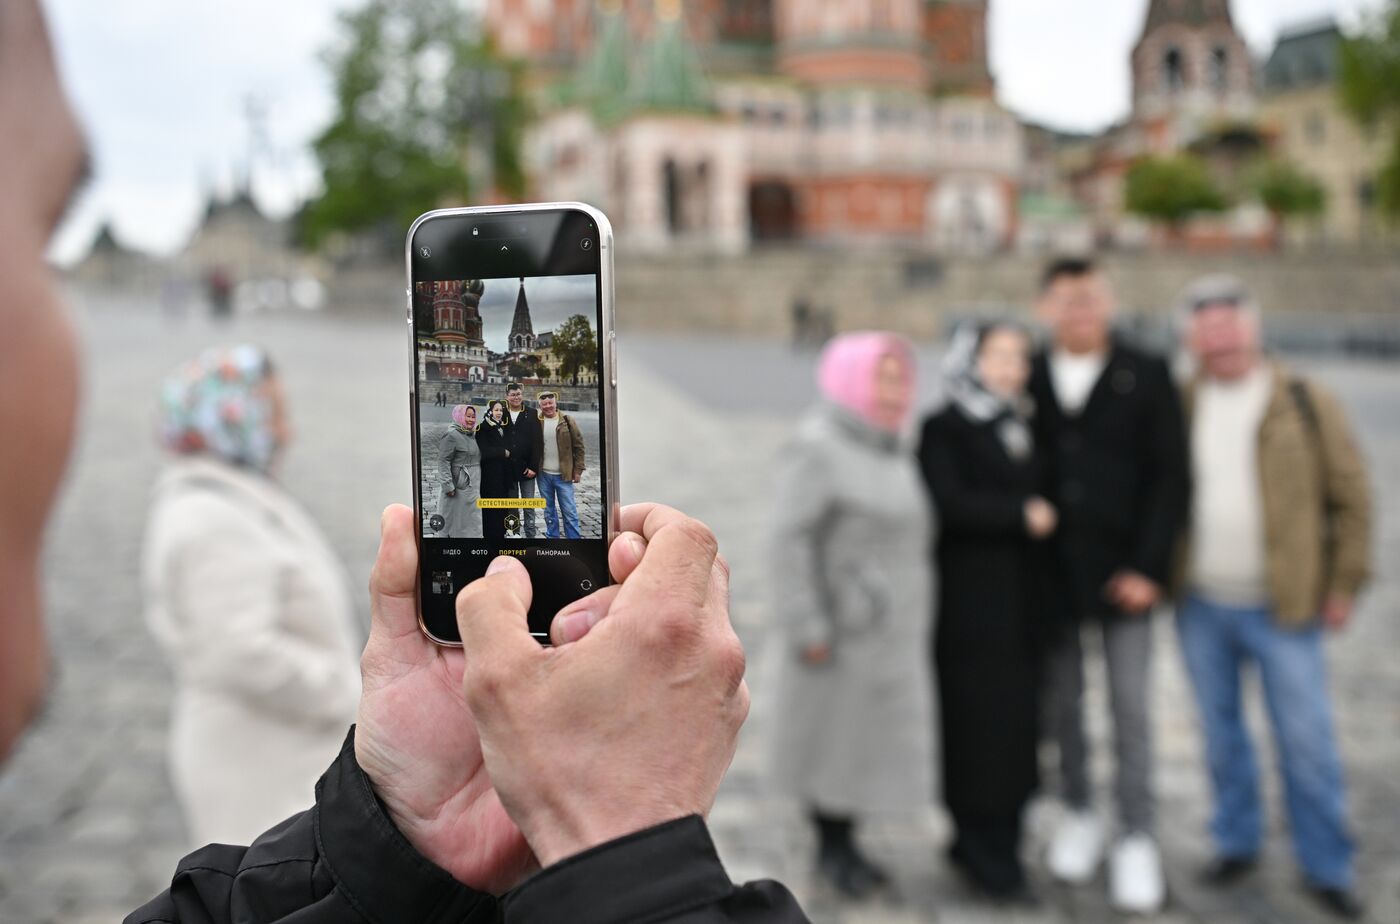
[791,296,812,350]
[206,267,233,320]
[476,399,513,540]
[535,391,586,539]
[769,331,935,899]
[143,345,362,847]
[1176,276,1371,921]
[918,322,1053,902]
[1028,258,1189,913]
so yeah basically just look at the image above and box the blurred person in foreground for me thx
[770,332,935,899]
[918,322,1054,903]
[1176,276,1371,920]
[1029,258,1189,913]
[2,4,811,920]
[143,345,363,846]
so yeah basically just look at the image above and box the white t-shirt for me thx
[1049,349,1108,416]
[541,415,561,474]
[509,408,521,424]
[1189,365,1274,606]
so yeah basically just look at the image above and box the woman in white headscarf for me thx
[917,321,1055,902]
[142,345,362,847]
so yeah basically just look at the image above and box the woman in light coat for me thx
[142,345,362,847]
[436,403,483,538]
[770,331,937,899]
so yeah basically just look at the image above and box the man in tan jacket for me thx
[535,391,587,539]
[1176,275,1371,921]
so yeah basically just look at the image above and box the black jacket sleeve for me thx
[526,409,544,474]
[1129,357,1190,586]
[124,729,497,924]
[127,729,810,924]
[918,415,1028,536]
[503,816,810,924]
[479,426,509,462]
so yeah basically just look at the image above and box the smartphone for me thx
[405,203,619,646]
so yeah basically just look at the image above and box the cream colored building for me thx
[1260,20,1394,247]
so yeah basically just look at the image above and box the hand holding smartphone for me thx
[406,204,619,645]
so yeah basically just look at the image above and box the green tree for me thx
[1124,154,1228,231]
[1248,158,1326,221]
[301,0,528,249]
[1339,0,1400,219]
[550,316,597,386]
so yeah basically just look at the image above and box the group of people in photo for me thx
[772,258,1372,920]
[433,382,588,541]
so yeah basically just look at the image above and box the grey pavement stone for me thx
[0,298,1396,923]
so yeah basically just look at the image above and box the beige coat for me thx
[1180,362,1372,625]
[142,457,362,847]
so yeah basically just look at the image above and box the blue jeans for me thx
[1176,594,1354,889]
[538,471,580,539]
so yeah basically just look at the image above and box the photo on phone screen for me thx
[408,206,616,646]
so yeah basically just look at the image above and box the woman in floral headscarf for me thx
[141,345,361,848]
[769,332,936,899]
[434,404,483,538]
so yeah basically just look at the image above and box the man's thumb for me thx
[457,555,538,684]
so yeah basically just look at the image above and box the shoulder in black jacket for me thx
[1028,339,1189,618]
[126,729,811,924]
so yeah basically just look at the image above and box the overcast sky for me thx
[475,274,597,353]
[46,0,1385,264]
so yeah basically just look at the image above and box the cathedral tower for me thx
[1131,0,1253,147]
[775,0,927,89]
[508,277,537,352]
[924,0,992,96]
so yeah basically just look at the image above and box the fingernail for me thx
[622,533,646,561]
[555,608,601,644]
[486,556,514,576]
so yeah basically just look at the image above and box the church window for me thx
[1210,47,1229,92]
[1163,47,1185,94]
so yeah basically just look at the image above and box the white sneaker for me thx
[1109,834,1166,914]
[1047,809,1105,884]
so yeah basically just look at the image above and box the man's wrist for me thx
[527,807,691,869]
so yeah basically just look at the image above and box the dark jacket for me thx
[918,406,1046,819]
[1028,340,1189,619]
[476,419,514,499]
[505,406,543,480]
[126,729,810,924]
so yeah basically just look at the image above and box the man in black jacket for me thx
[503,383,543,537]
[1028,258,1189,914]
[0,6,810,921]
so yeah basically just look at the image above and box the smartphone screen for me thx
[407,206,615,645]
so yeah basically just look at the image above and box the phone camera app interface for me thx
[411,211,608,644]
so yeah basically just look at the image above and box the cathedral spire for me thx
[508,277,536,352]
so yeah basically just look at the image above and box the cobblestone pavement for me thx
[417,402,604,539]
[0,300,1396,924]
